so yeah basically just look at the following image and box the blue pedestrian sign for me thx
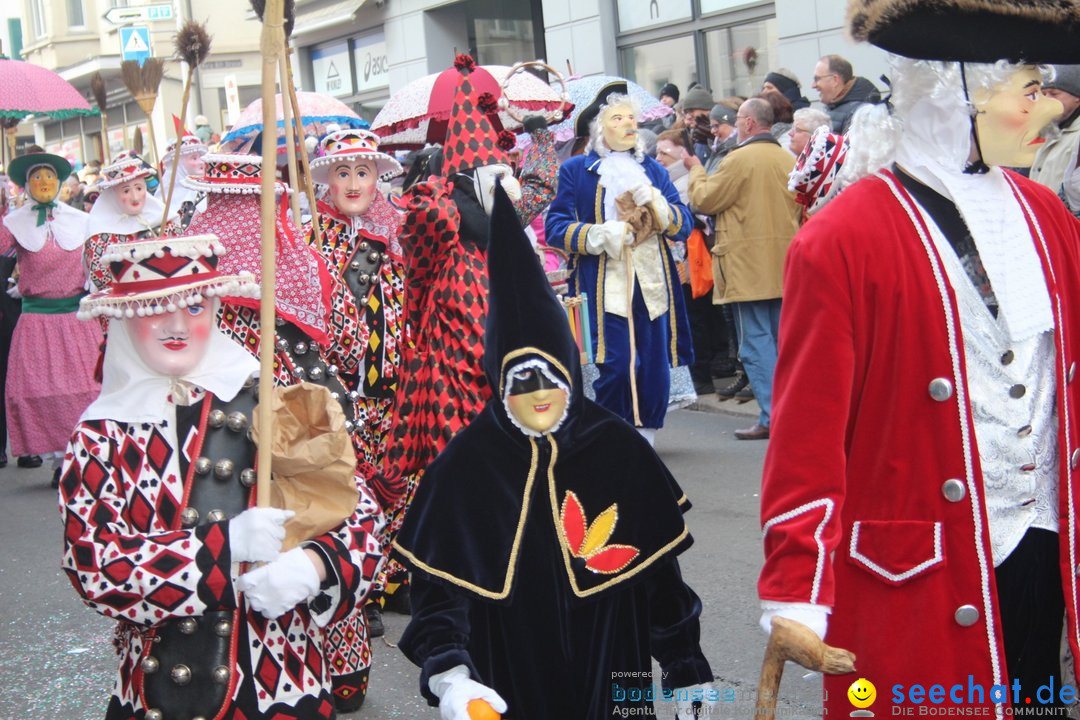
[120,26,152,66]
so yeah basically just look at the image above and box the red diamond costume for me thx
[758,1,1080,714]
[60,234,385,720]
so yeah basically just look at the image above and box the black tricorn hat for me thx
[848,0,1080,63]
[574,80,629,139]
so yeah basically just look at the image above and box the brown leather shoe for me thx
[734,423,770,440]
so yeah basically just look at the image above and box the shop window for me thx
[466,0,545,67]
[703,18,777,99]
[619,35,699,102]
[29,0,47,38]
[67,0,86,28]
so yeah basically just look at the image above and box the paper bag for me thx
[615,191,663,247]
[251,382,358,551]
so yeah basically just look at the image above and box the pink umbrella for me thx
[371,63,570,150]
[0,57,96,121]
[219,91,368,154]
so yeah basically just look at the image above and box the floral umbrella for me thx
[219,91,368,155]
[370,61,570,151]
[517,74,674,150]
[0,57,97,121]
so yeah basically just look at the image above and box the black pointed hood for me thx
[483,184,582,418]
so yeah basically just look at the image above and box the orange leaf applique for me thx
[560,490,640,575]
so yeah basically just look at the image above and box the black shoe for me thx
[384,584,412,615]
[693,381,715,396]
[712,358,738,379]
[364,602,385,638]
[17,455,42,469]
[51,466,60,489]
[0,453,8,468]
[716,373,748,401]
[735,385,755,403]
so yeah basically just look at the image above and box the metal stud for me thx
[358,241,369,252]
[928,378,953,402]
[140,656,160,674]
[358,273,370,285]
[243,374,256,389]
[214,459,235,480]
[954,605,979,627]
[180,507,199,527]
[144,710,164,720]
[214,619,232,637]
[275,338,290,353]
[293,341,308,356]
[274,316,286,327]
[226,412,248,433]
[192,717,208,720]
[239,468,257,487]
[207,409,226,429]
[206,509,226,523]
[194,457,212,476]
[212,665,230,685]
[308,366,325,382]
[350,260,361,271]
[327,365,338,377]
[348,390,360,402]
[1009,384,1026,399]
[1000,350,1015,366]
[368,251,380,262]
[941,479,965,503]
[171,664,192,685]
[331,392,340,401]
[178,618,197,635]
[344,420,355,433]
[293,366,306,379]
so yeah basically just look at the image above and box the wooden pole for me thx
[256,0,285,508]
[283,48,321,243]
[754,617,856,717]
[278,49,303,224]
[161,67,195,228]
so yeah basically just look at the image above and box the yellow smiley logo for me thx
[848,678,877,709]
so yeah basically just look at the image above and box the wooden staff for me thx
[161,20,211,228]
[278,49,303,224]
[255,0,285,508]
[755,616,855,716]
[625,250,642,427]
[91,73,110,164]
[283,48,321,243]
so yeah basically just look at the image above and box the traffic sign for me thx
[104,3,173,25]
[120,26,152,66]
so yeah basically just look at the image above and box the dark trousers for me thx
[0,255,19,455]
[682,284,730,385]
[995,528,1066,710]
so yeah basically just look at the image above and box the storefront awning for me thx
[291,1,369,40]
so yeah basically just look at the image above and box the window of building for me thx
[703,17,776,98]
[29,0,46,38]
[67,0,86,28]
[619,35,699,101]
[110,0,129,6]
[465,0,545,67]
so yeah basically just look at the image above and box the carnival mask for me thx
[602,102,638,152]
[505,363,569,434]
[328,158,378,216]
[180,153,206,177]
[128,302,214,377]
[116,177,148,215]
[472,163,522,216]
[27,166,59,204]
[972,66,1062,168]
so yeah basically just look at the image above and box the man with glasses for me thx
[812,54,881,133]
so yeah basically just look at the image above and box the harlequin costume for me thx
[85,150,181,291]
[545,81,693,438]
[378,54,559,510]
[395,186,713,719]
[758,1,1080,715]
[0,150,102,460]
[182,154,380,712]
[157,132,208,230]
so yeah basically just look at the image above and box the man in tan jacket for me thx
[685,97,800,439]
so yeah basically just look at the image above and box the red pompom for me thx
[453,54,475,72]
[477,92,498,114]
[496,130,516,151]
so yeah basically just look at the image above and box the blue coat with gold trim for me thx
[546,151,693,367]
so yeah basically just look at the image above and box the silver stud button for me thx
[178,618,197,634]
[207,409,226,428]
[212,665,230,685]
[180,507,199,527]
[171,664,192,685]
[140,656,160,674]
[206,509,226,523]
[194,457,212,476]
[1000,350,1015,365]
[929,378,953,402]
[239,468,256,487]
[226,412,248,433]
[942,479,965,502]
[1009,384,1026,399]
[214,459,235,480]
[954,605,979,627]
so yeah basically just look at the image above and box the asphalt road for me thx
[0,406,824,720]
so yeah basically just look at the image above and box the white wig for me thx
[585,92,646,161]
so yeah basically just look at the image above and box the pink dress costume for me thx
[0,153,102,458]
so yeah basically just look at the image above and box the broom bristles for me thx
[249,0,296,38]
[174,20,211,68]
[133,127,144,155]
[91,72,107,112]
[121,58,165,98]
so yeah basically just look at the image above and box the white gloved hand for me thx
[672,682,720,717]
[235,545,320,620]
[227,507,294,563]
[585,220,633,259]
[429,664,508,720]
[632,184,654,207]
[5,282,20,299]
[759,602,830,641]
[649,189,672,228]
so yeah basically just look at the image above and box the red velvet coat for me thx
[758,169,1080,714]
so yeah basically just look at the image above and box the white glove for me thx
[228,507,294,563]
[5,282,20,299]
[585,220,633,259]
[429,664,508,720]
[632,184,672,227]
[236,545,320,620]
[759,602,830,641]
[672,682,720,717]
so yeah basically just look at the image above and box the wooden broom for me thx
[91,72,110,164]
[161,20,212,227]
[121,58,165,166]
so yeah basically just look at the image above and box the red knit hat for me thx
[441,54,515,176]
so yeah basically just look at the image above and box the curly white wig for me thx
[585,92,646,161]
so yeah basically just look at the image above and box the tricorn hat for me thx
[847,0,1080,63]
[574,80,629,139]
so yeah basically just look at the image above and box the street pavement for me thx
[0,400,825,720]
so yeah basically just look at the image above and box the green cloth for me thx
[21,293,85,314]
[30,201,57,226]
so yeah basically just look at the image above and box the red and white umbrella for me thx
[0,58,96,121]
[370,64,570,151]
